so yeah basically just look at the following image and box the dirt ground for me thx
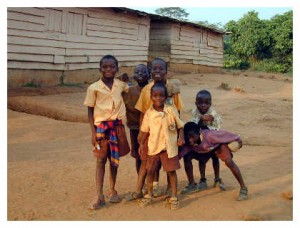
[7,70,293,221]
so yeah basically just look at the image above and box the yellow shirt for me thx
[83,78,129,125]
[134,80,184,113]
[140,105,185,158]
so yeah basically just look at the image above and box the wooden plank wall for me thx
[7,7,150,70]
[170,23,223,67]
[148,22,171,62]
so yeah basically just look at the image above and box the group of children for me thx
[84,55,248,211]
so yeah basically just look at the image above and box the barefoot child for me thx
[180,122,248,200]
[181,90,224,193]
[138,82,185,210]
[84,55,130,210]
[135,57,184,197]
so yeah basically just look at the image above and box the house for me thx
[148,14,224,73]
[7,7,150,87]
[7,7,224,87]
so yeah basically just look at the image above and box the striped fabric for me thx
[96,119,123,168]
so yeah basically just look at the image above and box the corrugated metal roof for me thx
[112,7,224,34]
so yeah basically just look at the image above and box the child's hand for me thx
[138,145,144,156]
[177,137,185,146]
[201,114,214,122]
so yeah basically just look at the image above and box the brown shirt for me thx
[123,85,142,130]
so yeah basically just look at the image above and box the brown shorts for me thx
[214,144,233,162]
[130,129,140,159]
[146,150,180,172]
[93,124,130,159]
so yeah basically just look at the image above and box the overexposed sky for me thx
[131,7,292,26]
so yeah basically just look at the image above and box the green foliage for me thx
[250,58,292,73]
[193,21,224,32]
[22,80,42,88]
[154,7,189,20]
[224,10,293,73]
[223,54,249,70]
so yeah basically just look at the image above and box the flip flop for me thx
[124,192,143,202]
[109,193,121,203]
[89,198,106,210]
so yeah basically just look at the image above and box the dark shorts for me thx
[146,150,180,172]
[129,129,140,159]
[183,150,217,164]
[93,124,130,160]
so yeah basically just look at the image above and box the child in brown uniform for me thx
[84,55,130,210]
[138,82,185,210]
[122,64,150,174]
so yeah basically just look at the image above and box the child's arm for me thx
[138,131,149,156]
[88,107,97,146]
[177,128,185,146]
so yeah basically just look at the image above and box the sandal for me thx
[165,197,180,210]
[180,182,198,194]
[89,197,106,210]
[237,187,248,201]
[124,192,143,202]
[138,194,153,207]
[109,191,121,203]
[198,181,208,191]
[213,178,226,191]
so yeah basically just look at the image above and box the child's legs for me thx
[167,171,178,197]
[211,152,220,180]
[129,129,141,174]
[136,159,142,175]
[136,160,147,193]
[146,154,161,196]
[154,160,161,182]
[183,152,196,184]
[216,144,246,189]
[160,150,180,197]
[108,154,118,194]
[196,153,210,181]
[96,157,107,198]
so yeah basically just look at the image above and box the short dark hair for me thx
[150,57,168,72]
[150,81,168,98]
[183,122,200,143]
[196,89,212,100]
[99,55,118,70]
[135,64,150,79]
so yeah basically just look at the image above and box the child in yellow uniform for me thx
[84,55,130,210]
[138,82,185,210]
[135,57,184,197]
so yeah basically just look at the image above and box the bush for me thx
[223,54,250,70]
[250,58,292,73]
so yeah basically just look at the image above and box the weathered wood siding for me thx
[7,7,150,71]
[148,22,171,61]
[149,21,223,72]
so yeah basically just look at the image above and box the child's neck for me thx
[101,77,114,89]
[153,105,164,112]
[138,81,148,88]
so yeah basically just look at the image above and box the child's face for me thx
[151,88,166,110]
[99,58,118,79]
[195,95,211,114]
[151,60,167,83]
[188,132,199,146]
[133,65,149,84]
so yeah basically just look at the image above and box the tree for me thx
[154,7,189,20]
[224,11,271,61]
